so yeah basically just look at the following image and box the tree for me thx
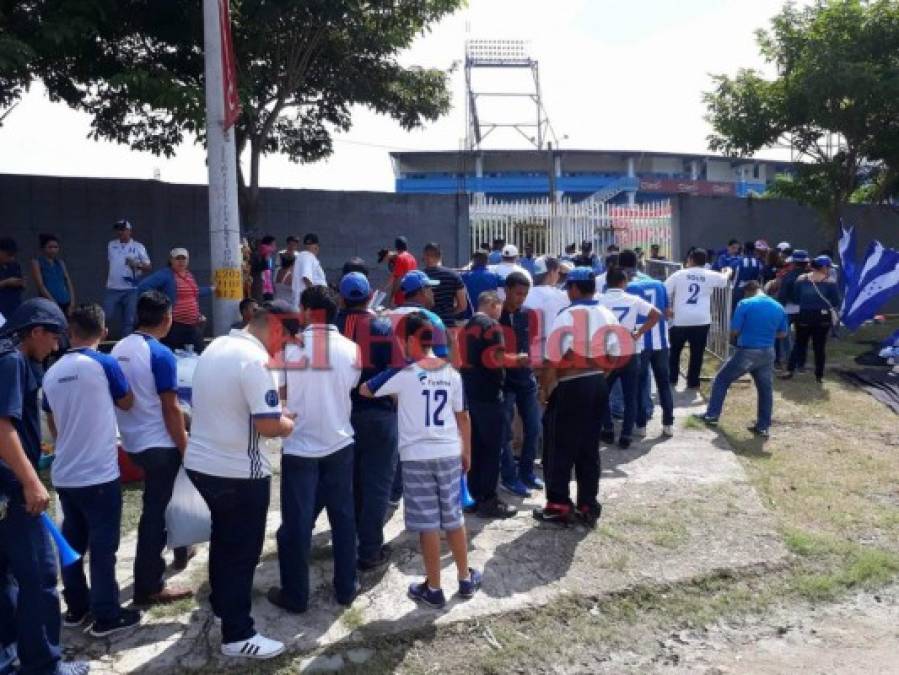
[31,0,461,227]
[704,0,899,240]
[0,2,37,122]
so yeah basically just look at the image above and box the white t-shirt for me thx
[365,359,465,462]
[549,301,620,379]
[523,285,570,349]
[107,239,151,290]
[290,250,327,307]
[43,348,131,488]
[664,267,729,327]
[184,330,282,479]
[111,332,178,453]
[282,325,361,458]
[594,288,655,354]
[490,262,533,301]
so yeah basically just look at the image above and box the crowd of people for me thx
[0,222,843,673]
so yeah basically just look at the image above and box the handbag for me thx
[810,278,840,326]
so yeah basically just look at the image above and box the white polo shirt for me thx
[112,332,178,453]
[107,238,151,290]
[594,288,655,354]
[282,325,361,458]
[290,250,327,307]
[664,267,729,327]
[43,348,131,488]
[184,329,282,479]
[365,359,465,462]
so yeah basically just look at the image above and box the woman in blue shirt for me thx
[30,234,75,315]
[783,255,841,383]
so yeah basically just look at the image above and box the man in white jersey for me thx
[361,311,481,610]
[43,304,141,637]
[664,248,732,389]
[268,286,362,614]
[290,233,327,308]
[595,268,660,449]
[523,256,569,360]
[104,219,151,338]
[183,301,296,660]
[536,267,623,527]
[112,291,193,606]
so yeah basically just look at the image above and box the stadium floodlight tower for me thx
[465,39,553,151]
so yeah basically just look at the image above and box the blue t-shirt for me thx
[713,253,742,276]
[487,251,503,265]
[460,266,501,319]
[0,341,43,501]
[731,295,788,349]
[626,277,669,351]
[520,256,538,277]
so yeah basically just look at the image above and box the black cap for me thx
[0,298,68,336]
[113,219,132,230]
[303,233,319,246]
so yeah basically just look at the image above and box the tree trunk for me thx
[243,138,262,233]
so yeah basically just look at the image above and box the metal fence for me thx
[469,197,672,258]
[645,259,683,281]
[707,283,734,361]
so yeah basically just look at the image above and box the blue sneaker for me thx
[458,568,482,599]
[408,581,446,609]
[500,478,531,498]
[520,473,544,490]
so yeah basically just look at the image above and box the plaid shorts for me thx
[401,456,463,533]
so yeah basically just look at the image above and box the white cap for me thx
[170,247,189,259]
[501,244,519,258]
[776,241,791,251]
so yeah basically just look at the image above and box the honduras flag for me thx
[841,242,899,330]
[837,220,857,314]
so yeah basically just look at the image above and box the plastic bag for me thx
[166,468,211,549]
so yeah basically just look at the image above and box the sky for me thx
[0,0,800,192]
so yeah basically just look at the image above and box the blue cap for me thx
[812,255,832,268]
[565,266,595,283]
[790,249,810,263]
[0,298,68,336]
[400,270,439,294]
[339,272,371,302]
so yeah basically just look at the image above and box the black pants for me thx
[163,321,204,353]
[186,470,270,644]
[543,374,607,508]
[789,313,831,378]
[467,398,504,503]
[669,324,710,388]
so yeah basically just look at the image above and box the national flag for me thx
[837,220,857,314]
[219,0,240,130]
[841,244,899,330]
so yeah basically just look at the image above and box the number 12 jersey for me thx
[664,267,729,327]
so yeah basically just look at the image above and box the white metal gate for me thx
[469,198,672,259]
[707,283,735,361]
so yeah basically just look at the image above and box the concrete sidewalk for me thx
[63,389,787,673]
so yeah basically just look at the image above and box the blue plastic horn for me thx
[460,475,476,509]
[40,512,81,567]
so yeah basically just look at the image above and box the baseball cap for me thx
[790,249,810,263]
[565,266,595,283]
[400,269,439,294]
[303,233,319,246]
[812,255,833,268]
[755,239,770,251]
[170,247,189,259]
[0,298,68,336]
[501,244,519,258]
[339,272,371,302]
[776,241,791,251]
[113,219,132,230]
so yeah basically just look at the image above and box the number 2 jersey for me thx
[365,359,466,462]
[664,267,729,327]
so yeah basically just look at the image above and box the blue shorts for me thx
[401,457,463,533]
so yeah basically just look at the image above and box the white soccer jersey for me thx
[282,325,361,458]
[112,332,178,453]
[549,300,621,371]
[184,329,282,479]
[524,285,570,352]
[106,239,150,290]
[290,250,327,307]
[365,359,465,462]
[594,288,655,354]
[664,267,729,327]
[43,348,130,488]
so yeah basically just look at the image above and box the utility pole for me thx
[203,0,243,335]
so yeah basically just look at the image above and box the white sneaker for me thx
[221,633,285,659]
[662,425,674,437]
[634,426,647,438]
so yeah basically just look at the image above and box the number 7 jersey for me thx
[664,267,729,327]
[365,360,467,462]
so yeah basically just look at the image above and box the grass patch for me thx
[341,606,365,632]
[682,414,705,430]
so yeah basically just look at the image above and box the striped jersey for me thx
[625,277,670,351]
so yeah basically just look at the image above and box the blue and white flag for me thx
[837,220,857,313]
[841,243,899,330]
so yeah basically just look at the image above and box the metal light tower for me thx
[464,39,555,150]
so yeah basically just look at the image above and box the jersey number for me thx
[612,306,631,322]
[421,389,448,427]
[686,283,700,305]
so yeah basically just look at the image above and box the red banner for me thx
[219,0,240,130]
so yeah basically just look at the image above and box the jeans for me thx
[351,408,398,562]
[637,349,675,427]
[187,470,270,644]
[600,355,640,439]
[103,288,138,338]
[163,322,204,354]
[789,314,831,378]
[609,380,624,418]
[706,347,775,430]
[669,324,710,388]
[276,446,357,611]
[129,447,182,598]
[57,479,123,622]
[0,498,61,675]
[467,398,504,503]
[499,384,541,483]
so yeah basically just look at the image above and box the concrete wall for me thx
[0,173,469,325]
